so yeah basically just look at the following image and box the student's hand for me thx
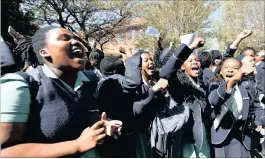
[238,29,253,40]
[241,64,255,76]
[119,46,126,54]
[189,37,205,50]
[152,78,168,92]
[75,121,106,153]
[101,112,122,139]
[231,69,244,82]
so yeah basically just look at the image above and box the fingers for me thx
[101,112,107,121]
[96,133,107,141]
[94,127,105,135]
[118,127,122,134]
[91,121,104,130]
[108,120,123,126]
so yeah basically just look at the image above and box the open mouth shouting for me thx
[148,65,155,73]
[71,46,84,59]
[225,73,234,80]
[191,65,200,74]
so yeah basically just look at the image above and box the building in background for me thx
[99,18,147,56]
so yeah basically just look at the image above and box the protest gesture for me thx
[189,37,205,50]
[152,78,168,92]
[238,29,253,40]
[232,64,255,81]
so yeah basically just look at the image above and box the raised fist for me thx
[189,37,205,50]
[238,29,253,39]
[240,64,255,76]
[152,78,168,92]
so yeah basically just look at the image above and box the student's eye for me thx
[58,34,72,41]
[73,36,80,41]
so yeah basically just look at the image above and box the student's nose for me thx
[71,38,80,45]
[227,69,233,73]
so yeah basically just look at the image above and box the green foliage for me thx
[214,1,265,55]
[133,0,218,51]
[1,0,37,43]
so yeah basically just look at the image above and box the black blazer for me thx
[255,62,265,96]
[208,81,265,150]
[159,44,209,149]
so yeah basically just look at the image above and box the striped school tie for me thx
[231,94,239,119]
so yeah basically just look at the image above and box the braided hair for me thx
[14,26,59,69]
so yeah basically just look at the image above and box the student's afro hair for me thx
[198,51,211,69]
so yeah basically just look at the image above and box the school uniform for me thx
[208,81,265,157]
[201,68,215,92]
[97,53,143,157]
[160,44,211,157]
[256,62,265,99]
[1,64,100,157]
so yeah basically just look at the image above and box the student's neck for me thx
[142,74,152,84]
[47,64,77,89]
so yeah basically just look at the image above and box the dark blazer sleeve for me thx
[159,44,193,79]
[255,65,265,96]
[202,69,214,89]
[122,52,142,93]
[208,82,232,107]
[222,44,237,61]
[251,88,265,126]
[133,87,156,116]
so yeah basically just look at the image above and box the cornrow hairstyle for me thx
[240,47,256,55]
[14,26,59,69]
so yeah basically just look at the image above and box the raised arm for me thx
[159,37,205,78]
[223,30,253,60]
[121,52,142,93]
[208,63,255,107]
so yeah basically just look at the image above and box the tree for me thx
[23,0,138,51]
[133,0,218,52]
[1,0,37,43]
[214,1,265,55]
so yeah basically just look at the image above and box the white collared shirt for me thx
[234,84,243,119]
[42,64,89,92]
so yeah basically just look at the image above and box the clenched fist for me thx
[238,29,253,40]
[189,37,205,50]
[152,78,168,92]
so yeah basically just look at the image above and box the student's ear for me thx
[181,65,185,71]
[39,48,50,58]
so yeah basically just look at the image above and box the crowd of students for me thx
[0,26,265,158]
